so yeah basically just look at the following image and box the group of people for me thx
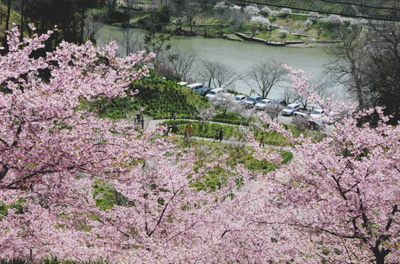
[164,123,179,136]
[135,113,144,130]
[214,128,224,142]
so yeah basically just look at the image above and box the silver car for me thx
[281,103,300,116]
[255,99,273,110]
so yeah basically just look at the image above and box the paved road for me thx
[139,117,295,154]
[144,115,331,134]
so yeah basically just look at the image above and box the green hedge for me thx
[88,71,207,120]
[162,120,298,146]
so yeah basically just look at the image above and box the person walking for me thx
[219,128,223,142]
[188,123,193,137]
[259,133,265,147]
[172,123,178,134]
[136,113,142,125]
[170,110,176,121]
[214,129,219,141]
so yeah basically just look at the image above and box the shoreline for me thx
[167,29,340,49]
[114,22,341,49]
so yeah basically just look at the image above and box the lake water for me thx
[96,25,345,100]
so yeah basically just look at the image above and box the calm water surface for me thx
[97,25,344,99]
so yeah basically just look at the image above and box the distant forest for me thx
[0,0,107,52]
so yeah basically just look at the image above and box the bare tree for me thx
[281,86,295,106]
[326,24,369,109]
[199,59,240,88]
[167,48,198,81]
[247,60,287,99]
[171,0,206,34]
[117,27,141,56]
[184,1,202,34]
[144,31,171,71]
[264,103,284,121]
[361,21,400,122]
[84,13,104,43]
[327,20,400,123]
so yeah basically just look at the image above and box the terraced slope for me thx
[235,0,400,21]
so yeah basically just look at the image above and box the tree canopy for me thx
[1,27,400,264]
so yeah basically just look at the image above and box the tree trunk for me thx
[373,246,390,264]
[20,0,25,42]
[5,0,11,31]
[80,8,86,44]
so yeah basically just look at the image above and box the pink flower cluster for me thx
[1,27,399,263]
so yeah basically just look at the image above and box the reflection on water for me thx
[97,25,345,99]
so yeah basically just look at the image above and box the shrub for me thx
[278,28,289,38]
[308,11,319,22]
[260,6,272,15]
[303,20,313,29]
[244,5,260,16]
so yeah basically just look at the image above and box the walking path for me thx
[144,118,239,133]
[143,118,247,144]
[142,118,293,152]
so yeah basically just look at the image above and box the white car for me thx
[186,83,203,90]
[310,108,325,119]
[235,95,247,103]
[205,88,224,99]
[281,103,300,116]
[255,99,273,110]
[293,111,309,119]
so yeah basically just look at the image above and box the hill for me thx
[89,71,207,120]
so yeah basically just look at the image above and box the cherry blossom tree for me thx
[2,26,400,264]
[250,16,270,29]
[260,6,272,15]
[196,104,217,127]
[0,26,244,263]
[280,7,292,17]
[303,19,313,29]
[245,66,400,263]
[244,5,260,16]
[210,92,235,117]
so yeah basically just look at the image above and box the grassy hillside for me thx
[89,71,207,120]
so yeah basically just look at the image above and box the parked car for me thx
[293,111,309,119]
[243,95,261,108]
[255,99,273,110]
[281,103,300,116]
[310,108,325,119]
[177,81,188,86]
[235,94,247,103]
[186,83,203,90]
[273,98,286,105]
[205,88,224,99]
[194,87,212,96]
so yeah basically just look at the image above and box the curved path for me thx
[143,118,247,145]
[142,118,293,153]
